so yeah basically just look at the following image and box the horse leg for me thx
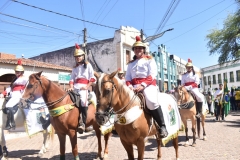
[0,129,8,158]
[192,117,197,147]
[93,124,102,159]
[182,119,189,147]
[136,137,145,160]
[38,131,49,157]
[103,132,111,159]
[196,117,201,139]
[201,115,207,141]
[155,134,161,160]
[57,133,66,160]
[68,130,79,160]
[120,138,134,160]
[172,137,180,160]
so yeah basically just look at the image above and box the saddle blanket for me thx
[23,97,49,137]
[158,93,182,146]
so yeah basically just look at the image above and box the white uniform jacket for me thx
[125,55,157,88]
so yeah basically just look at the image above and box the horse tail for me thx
[49,125,55,142]
[196,117,201,137]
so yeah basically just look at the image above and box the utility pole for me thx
[140,29,144,42]
[83,28,87,54]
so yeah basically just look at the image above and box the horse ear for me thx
[109,70,118,79]
[94,71,100,79]
[36,71,43,77]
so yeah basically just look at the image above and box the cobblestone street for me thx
[3,112,240,160]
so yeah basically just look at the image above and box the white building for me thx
[201,61,240,91]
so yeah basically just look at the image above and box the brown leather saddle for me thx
[136,92,151,115]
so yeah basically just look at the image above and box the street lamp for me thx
[143,28,174,43]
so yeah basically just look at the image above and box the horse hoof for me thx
[38,153,43,158]
[184,144,189,147]
[192,143,196,147]
[103,153,108,160]
[203,136,207,141]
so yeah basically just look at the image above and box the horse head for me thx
[174,85,191,105]
[19,71,44,108]
[95,70,134,126]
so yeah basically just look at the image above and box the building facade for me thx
[30,26,149,74]
[0,55,72,92]
[151,44,201,91]
[201,61,240,91]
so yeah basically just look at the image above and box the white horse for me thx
[0,97,54,159]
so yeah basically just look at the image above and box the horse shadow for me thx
[6,149,44,160]
[46,152,99,160]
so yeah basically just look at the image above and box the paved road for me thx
[3,112,240,160]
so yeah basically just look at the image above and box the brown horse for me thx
[19,71,111,160]
[174,85,207,147]
[94,71,180,160]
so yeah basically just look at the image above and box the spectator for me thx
[206,91,213,114]
[213,84,225,121]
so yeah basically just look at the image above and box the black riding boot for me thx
[5,109,11,130]
[9,108,15,130]
[149,106,168,138]
[196,102,203,118]
[40,114,50,130]
[77,107,88,134]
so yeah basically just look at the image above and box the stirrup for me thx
[159,126,168,138]
[195,113,201,118]
[77,124,85,134]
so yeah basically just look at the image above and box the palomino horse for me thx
[19,71,111,160]
[174,85,207,147]
[94,71,180,160]
[0,97,53,159]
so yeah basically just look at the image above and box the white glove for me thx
[184,85,192,91]
[0,94,4,98]
[128,85,134,90]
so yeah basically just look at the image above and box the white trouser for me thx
[74,83,88,107]
[6,91,22,108]
[190,88,205,102]
[133,84,159,110]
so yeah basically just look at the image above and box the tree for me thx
[206,0,240,64]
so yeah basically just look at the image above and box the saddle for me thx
[68,90,94,108]
[136,92,150,115]
[2,97,19,115]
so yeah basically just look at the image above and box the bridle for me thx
[177,86,194,109]
[95,77,137,124]
[21,74,68,108]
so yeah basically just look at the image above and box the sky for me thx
[0,0,238,68]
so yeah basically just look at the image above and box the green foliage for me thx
[206,1,240,64]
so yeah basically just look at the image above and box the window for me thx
[218,74,222,84]
[230,72,234,82]
[208,76,211,85]
[126,50,130,64]
[237,70,240,81]
[223,72,227,81]
[213,75,216,84]
[204,76,207,85]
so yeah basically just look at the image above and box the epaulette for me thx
[144,55,152,59]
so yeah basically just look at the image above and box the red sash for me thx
[75,78,89,84]
[184,82,198,88]
[12,85,25,91]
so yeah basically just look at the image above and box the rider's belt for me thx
[75,78,89,84]
[49,104,75,117]
[184,82,198,88]
[131,78,156,86]
[12,85,25,91]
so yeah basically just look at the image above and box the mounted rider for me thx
[68,43,96,134]
[181,59,205,118]
[125,36,168,138]
[0,59,28,130]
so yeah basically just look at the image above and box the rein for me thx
[178,87,194,109]
[96,78,139,126]
[22,74,68,108]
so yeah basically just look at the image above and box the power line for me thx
[163,3,236,44]
[12,0,119,30]
[79,0,86,28]
[0,0,11,12]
